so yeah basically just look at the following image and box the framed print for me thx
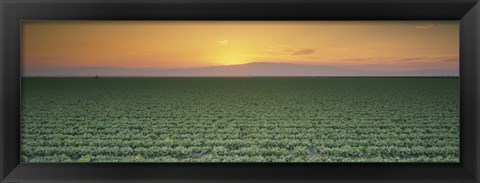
[1,0,479,182]
[20,20,460,164]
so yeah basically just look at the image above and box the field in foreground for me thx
[21,77,459,162]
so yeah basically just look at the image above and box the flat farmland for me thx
[20,77,459,162]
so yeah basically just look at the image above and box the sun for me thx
[211,42,249,66]
[214,53,246,66]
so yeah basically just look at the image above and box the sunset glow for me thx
[22,21,459,76]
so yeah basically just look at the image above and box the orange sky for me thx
[22,21,458,72]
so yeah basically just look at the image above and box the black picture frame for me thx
[1,0,479,182]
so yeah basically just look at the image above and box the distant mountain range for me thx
[24,62,459,77]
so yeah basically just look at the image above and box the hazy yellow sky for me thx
[22,21,458,72]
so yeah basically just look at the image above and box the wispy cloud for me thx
[391,57,425,62]
[216,39,229,46]
[291,49,315,55]
[416,22,441,30]
[437,56,458,63]
[392,56,458,63]
[338,56,458,64]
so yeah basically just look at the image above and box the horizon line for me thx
[22,61,460,70]
[22,76,460,78]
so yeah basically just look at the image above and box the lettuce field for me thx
[20,77,459,162]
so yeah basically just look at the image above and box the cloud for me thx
[291,49,315,55]
[392,56,458,63]
[216,39,228,46]
[437,56,458,63]
[416,22,441,30]
[392,57,425,62]
[337,56,458,64]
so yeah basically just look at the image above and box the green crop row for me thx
[20,77,460,162]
